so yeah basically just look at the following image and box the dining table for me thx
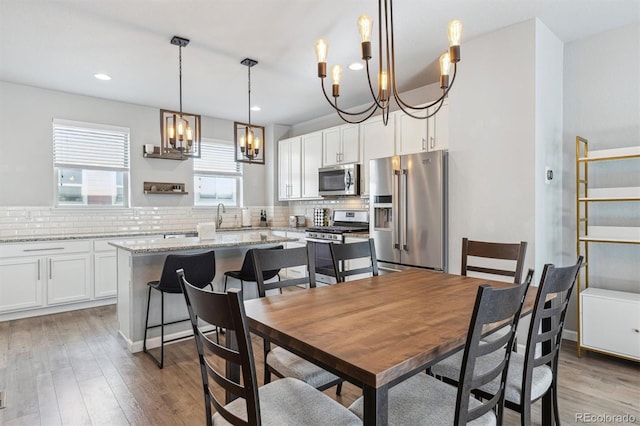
[243,268,544,426]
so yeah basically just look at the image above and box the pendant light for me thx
[315,0,462,125]
[234,58,265,164]
[160,35,201,158]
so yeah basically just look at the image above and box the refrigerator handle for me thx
[402,169,408,251]
[393,169,401,249]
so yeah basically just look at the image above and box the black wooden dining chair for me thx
[431,257,583,426]
[142,250,215,369]
[328,238,379,283]
[349,278,531,425]
[252,244,344,395]
[461,237,528,283]
[223,245,283,293]
[176,270,361,426]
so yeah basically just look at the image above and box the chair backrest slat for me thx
[178,269,261,426]
[461,238,527,284]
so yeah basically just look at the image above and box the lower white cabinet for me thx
[94,240,117,299]
[0,257,43,312]
[47,253,91,305]
[580,288,640,361]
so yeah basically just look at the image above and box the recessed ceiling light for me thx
[348,62,364,71]
[94,73,112,81]
[250,105,261,112]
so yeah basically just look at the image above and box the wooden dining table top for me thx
[244,268,538,389]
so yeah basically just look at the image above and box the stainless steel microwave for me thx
[318,163,360,196]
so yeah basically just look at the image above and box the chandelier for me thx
[234,58,265,164]
[314,0,462,125]
[160,35,201,158]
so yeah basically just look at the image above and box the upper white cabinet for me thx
[427,98,449,151]
[278,137,302,200]
[301,132,323,199]
[322,124,359,166]
[360,115,395,196]
[395,108,428,155]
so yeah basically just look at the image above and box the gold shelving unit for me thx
[576,136,640,361]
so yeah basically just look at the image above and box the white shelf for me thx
[582,287,640,303]
[579,226,640,244]
[579,187,640,201]
[578,145,640,161]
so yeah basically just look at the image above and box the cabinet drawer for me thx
[94,240,117,252]
[581,288,640,360]
[0,240,91,258]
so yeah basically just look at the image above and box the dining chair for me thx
[223,245,283,293]
[328,238,379,282]
[431,257,583,426]
[252,245,344,395]
[461,237,528,284]
[176,270,361,426]
[142,250,216,369]
[349,278,532,425]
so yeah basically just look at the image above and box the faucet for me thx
[216,203,226,228]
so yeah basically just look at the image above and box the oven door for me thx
[305,239,339,284]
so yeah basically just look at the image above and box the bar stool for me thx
[143,250,215,368]
[223,245,283,294]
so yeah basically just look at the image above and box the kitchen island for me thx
[110,231,296,353]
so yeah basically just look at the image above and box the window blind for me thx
[53,119,130,170]
[194,139,242,175]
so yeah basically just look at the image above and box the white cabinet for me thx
[47,253,91,305]
[94,240,117,299]
[301,132,323,199]
[395,109,428,155]
[427,98,449,151]
[581,288,640,361]
[0,240,92,313]
[322,124,359,166]
[278,137,302,200]
[360,115,396,196]
[0,257,42,312]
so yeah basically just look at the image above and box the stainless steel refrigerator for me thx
[369,151,447,271]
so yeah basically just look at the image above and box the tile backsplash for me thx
[0,206,289,238]
[0,199,369,238]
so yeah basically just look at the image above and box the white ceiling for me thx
[1,0,638,126]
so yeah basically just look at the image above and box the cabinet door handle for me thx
[336,152,339,163]
[37,259,41,281]
[49,259,52,279]
[23,247,64,252]
[634,328,640,333]
[421,137,426,150]
[430,136,435,149]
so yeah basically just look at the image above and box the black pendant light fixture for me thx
[315,0,462,125]
[234,58,265,165]
[160,35,201,158]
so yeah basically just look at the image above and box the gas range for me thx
[305,210,369,242]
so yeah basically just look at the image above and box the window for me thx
[194,139,243,207]
[53,119,130,207]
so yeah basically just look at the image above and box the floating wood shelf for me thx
[143,146,188,161]
[143,181,188,195]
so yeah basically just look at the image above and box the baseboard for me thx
[126,324,217,353]
[563,329,578,342]
[0,298,116,322]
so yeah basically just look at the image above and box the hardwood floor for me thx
[0,305,638,425]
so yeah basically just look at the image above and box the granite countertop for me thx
[109,232,297,254]
[0,226,275,244]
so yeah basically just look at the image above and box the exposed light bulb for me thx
[315,39,328,63]
[448,20,462,47]
[439,52,451,76]
[379,71,388,91]
[331,64,343,85]
[357,15,373,43]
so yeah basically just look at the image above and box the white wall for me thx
[0,81,268,208]
[447,20,537,275]
[562,23,640,332]
[535,20,565,273]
